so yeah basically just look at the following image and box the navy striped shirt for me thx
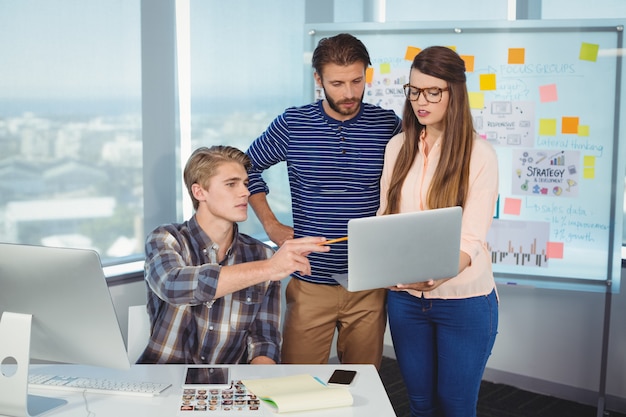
[247,101,402,284]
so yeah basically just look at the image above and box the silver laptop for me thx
[333,206,462,292]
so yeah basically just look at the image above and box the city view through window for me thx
[0,1,301,265]
[0,1,144,264]
[0,100,143,260]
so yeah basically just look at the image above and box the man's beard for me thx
[323,88,364,117]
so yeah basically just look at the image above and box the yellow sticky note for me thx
[447,46,457,51]
[578,125,590,136]
[583,155,596,166]
[580,42,599,62]
[380,63,391,74]
[479,73,496,90]
[405,46,421,61]
[366,67,374,84]
[583,167,595,179]
[508,48,525,64]
[561,117,579,134]
[460,55,475,72]
[539,119,557,136]
[468,92,485,109]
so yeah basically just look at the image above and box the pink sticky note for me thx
[539,84,558,103]
[503,198,522,215]
[546,242,564,259]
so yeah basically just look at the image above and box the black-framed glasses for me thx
[403,84,449,103]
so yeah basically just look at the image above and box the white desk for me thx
[27,363,396,417]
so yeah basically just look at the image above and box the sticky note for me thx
[468,92,485,109]
[539,119,557,136]
[546,242,564,259]
[479,73,496,90]
[583,167,595,179]
[579,42,599,62]
[366,67,374,84]
[504,198,522,215]
[578,125,590,136]
[460,55,475,72]
[583,155,596,166]
[405,46,420,61]
[561,117,579,134]
[380,63,391,74]
[539,84,558,103]
[508,48,525,64]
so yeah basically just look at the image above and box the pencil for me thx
[319,236,348,245]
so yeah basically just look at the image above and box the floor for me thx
[378,356,626,417]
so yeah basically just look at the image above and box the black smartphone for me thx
[183,367,231,388]
[327,369,357,386]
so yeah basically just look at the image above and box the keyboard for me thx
[28,374,172,397]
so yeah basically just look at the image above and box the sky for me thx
[0,0,306,102]
[0,0,141,99]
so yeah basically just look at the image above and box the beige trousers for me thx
[280,278,387,369]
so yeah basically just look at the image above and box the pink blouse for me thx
[378,132,499,299]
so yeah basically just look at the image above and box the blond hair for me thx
[183,146,251,211]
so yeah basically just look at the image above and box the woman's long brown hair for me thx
[382,46,474,215]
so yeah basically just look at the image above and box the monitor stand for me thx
[0,312,67,417]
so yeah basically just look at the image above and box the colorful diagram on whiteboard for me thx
[472,101,535,147]
[487,219,551,268]
[512,149,580,197]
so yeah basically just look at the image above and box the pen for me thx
[319,236,348,245]
[313,376,327,386]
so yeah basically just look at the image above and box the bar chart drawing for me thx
[487,219,550,268]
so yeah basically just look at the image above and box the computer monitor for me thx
[0,243,131,417]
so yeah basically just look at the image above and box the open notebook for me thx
[333,206,462,292]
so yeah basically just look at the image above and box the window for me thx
[0,0,142,264]
[188,0,305,239]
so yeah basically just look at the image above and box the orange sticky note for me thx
[546,242,564,259]
[503,198,522,215]
[460,55,475,72]
[479,73,496,90]
[405,46,421,61]
[508,48,525,64]
[562,117,579,134]
[539,84,558,103]
[366,67,374,84]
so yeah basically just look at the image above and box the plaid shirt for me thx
[137,215,280,364]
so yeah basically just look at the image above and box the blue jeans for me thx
[388,289,498,417]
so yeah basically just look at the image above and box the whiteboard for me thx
[305,20,625,292]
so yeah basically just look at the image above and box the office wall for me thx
[108,275,147,348]
[484,281,626,410]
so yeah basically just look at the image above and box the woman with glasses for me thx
[378,46,499,417]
